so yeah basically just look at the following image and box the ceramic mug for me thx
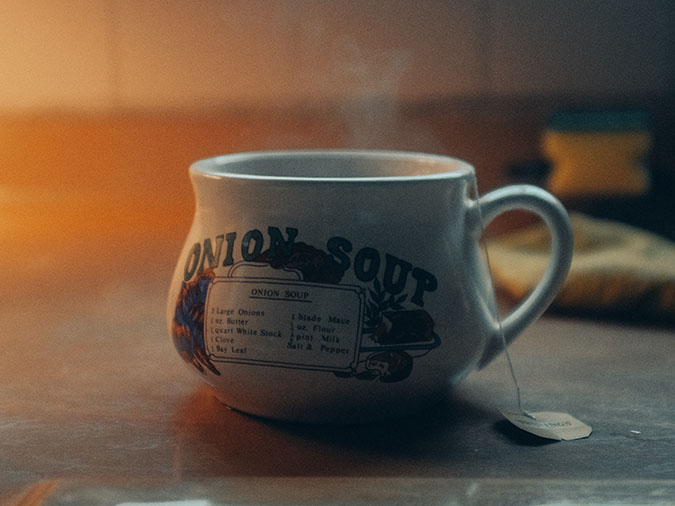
[167,150,573,423]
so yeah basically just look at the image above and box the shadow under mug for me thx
[167,150,573,423]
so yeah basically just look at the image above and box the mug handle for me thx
[474,184,574,368]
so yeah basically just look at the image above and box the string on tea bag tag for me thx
[470,177,529,417]
[471,178,592,441]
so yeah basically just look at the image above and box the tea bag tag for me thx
[471,177,591,442]
[500,410,592,441]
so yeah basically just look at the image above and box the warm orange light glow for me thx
[0,111,350,291]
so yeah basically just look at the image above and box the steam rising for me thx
[334,37,445,152]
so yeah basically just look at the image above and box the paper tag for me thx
[501,410,592,441]
[474,179,591,444]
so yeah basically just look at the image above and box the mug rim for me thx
[190,149,475,183]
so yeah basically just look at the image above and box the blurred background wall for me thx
[1,0,673,112]
[1,0,674,282]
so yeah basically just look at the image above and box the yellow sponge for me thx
[543,110,651,198]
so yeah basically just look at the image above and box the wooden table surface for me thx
[2,206,675,506]
[1,112,674,505]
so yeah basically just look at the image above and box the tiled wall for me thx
[1,0,673,112]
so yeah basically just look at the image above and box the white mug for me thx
[167,150,573,423]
